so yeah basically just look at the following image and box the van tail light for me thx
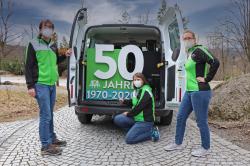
[176,88,178,102]
[81,107,89,112]
[179,88,182,102]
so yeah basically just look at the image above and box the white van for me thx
[67,6,186,125]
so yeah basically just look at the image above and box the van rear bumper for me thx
[75,105,172,117]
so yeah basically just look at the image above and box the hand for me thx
[65,48,72,56]
[196,77,206,83]
[123,112,128,116]
[28,88,36,97]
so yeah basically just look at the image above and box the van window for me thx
[168,19,180,51]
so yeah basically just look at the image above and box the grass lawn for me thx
[0,86,67,122]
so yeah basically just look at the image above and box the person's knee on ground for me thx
[125,133,137,144]
[125,122,152,144]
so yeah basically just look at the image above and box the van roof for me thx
[87,24,159,29]
[85,24,161,44]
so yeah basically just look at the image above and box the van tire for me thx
[78,114,93,124]
[160,110,173,125]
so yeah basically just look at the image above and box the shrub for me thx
[0,59,24,75]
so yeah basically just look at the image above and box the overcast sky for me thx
[6,0,234,45]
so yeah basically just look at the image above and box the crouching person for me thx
[114,73,158,144]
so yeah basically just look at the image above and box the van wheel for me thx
[160,110,173,126]
[78,114,93,124]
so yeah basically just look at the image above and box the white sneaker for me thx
[164,143,183,151]
[191,147,210,157]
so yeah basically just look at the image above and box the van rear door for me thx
[159,5,186,110]
[67,8,87,106]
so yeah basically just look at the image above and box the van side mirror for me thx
[172,48,180,62]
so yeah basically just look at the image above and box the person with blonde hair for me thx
[164,30,220,157]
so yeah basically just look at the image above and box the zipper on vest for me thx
[47,44,52,85]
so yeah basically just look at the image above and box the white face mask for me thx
[134,80,142,88]
[41,28,53,38]
[184,40,194,51]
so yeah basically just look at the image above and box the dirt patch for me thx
[208,73,250,151]
[0,85,67,122]
[0,70,12,75]
[209,120,250,150]
[209,73,250,120]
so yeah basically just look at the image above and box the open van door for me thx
[159,5,186,110]
[67,8,87,106]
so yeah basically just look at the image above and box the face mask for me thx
[134,80,142,88]
[41,28,53,38]
[184,40,194,51]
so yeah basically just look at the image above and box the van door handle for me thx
[157,61,168,68]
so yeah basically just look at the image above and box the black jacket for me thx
[124,89,154,122]
[25,38,66,89]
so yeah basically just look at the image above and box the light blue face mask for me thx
[184,40,194,51]
[42,28,53,38]
[133,80,142,88]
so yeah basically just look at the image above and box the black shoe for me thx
[41,145,62,156]
[52,138,67,147]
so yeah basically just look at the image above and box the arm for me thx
[127,91,151,117]
[25,43,36,89]
[57,54,66,64]
[193,48,220,82]
[202,49,220,82]
[123,99,132,107]
[56,48,67,64]
[50,43,66,64]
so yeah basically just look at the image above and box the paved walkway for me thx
[0,106,249,166]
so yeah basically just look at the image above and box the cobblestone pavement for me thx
[0,106,250,166]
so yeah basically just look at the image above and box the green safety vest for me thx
[26,38,59,86]
[132,84,155,122]
[185,45,214,91]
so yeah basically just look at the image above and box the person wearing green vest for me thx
[114,73,158,144]
[25,19,72,156]
[164,30,220,157]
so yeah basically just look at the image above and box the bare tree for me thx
[0,0,22,59]
[118,10,130,24]
[220,0,250,70]
[157,1,188,29]
[58,36,69,56]
[157,0,168,21]
[80,0,85,9]
[59,36,69,49]
[138,9,150,24]
[24,23,38,40]
[207,32,227,79]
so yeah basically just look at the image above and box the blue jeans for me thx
[114,114,153,144]
[35,83,57,148]
[175,91,212,149]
